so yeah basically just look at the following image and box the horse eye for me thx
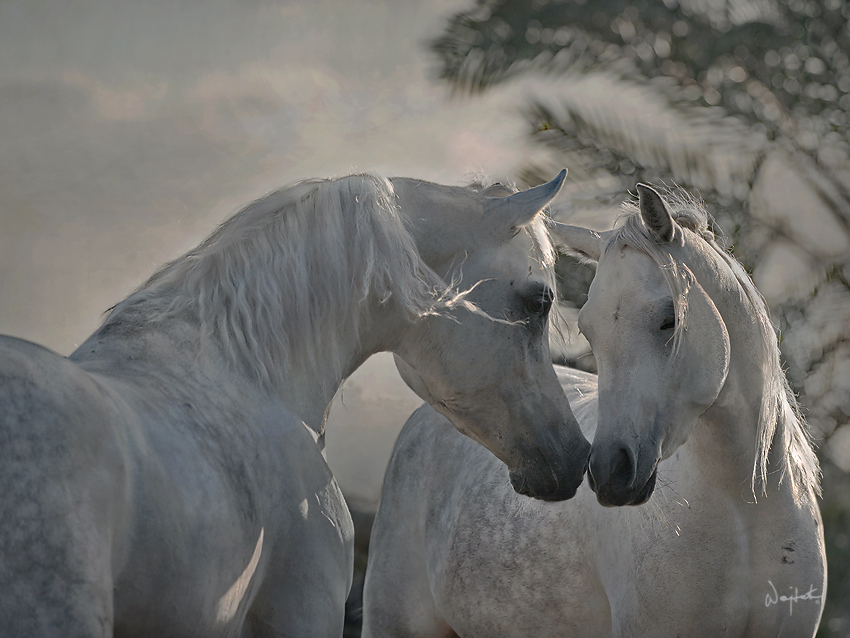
[660,316,675,331]
[526,287,554,316]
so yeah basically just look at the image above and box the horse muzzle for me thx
[587,446,659,507]
[508,438,591,502]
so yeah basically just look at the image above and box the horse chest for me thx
[737,493,826,636]
[111,401,349,636]
[429,483,609,636]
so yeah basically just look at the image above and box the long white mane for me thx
[105,174,555,401]
[608,191,820,499]
[105,175,452,394]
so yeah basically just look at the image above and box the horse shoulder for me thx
[70,324,353,634]
[366,403,493,638]
[103,375,352,633]
[739,486,826,636]
[387,399,599,634]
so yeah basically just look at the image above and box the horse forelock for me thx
[106,174,452,395]
[608,189,819,500]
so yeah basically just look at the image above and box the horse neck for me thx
[685,252,793,501]
[690,339,764,496]
[687,320,814,532]
[275,294,409,432]
[76,293,409,435]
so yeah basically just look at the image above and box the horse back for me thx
[0,334,130,470]
[0,335,130,634]
[0,333,125,441]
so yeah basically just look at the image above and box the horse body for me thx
[363,187,825,638]
[364,368,824,637]
[2,317,351,637]
[0,172,590,636]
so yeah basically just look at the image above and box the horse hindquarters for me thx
[0,338,127,636]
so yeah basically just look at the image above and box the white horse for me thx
[363,184,826,637]
[0,172,592,637]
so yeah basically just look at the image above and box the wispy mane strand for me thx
[107,174,452,394]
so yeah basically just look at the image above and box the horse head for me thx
[552,185,731,506]
[392,170,590,502]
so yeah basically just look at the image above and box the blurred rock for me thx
[783,281,850,375]
[753,240,823,305]
[750,151,850,261]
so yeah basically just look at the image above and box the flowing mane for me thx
[105,175,452,394]
[104,174,556,400]
[607,190,820,499]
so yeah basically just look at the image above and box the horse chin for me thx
[590,467,658,507]
[508,464,585,502]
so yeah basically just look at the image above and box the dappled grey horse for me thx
[363,185,825,637]
[0,171,590,636]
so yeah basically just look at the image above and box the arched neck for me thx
[72,294,411,438]
[270,294,410,434]
[680,244,772,496]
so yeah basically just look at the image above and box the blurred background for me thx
[1,0,847,634]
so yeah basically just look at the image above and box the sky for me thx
[0,0,550,350]
[0,0,573,503]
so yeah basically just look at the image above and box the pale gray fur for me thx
[363,188,826,637]
[608,191,819,498]
[363,365,826,637]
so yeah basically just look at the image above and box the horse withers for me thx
[362,185,825,637]
[0,171,589,637]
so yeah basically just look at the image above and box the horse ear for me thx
[549,221,604,263]
[488,169,567,229]
[636,183,675,243]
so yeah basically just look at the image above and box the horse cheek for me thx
[680,289,730,411]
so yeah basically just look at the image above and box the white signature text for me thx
[764,581,822,616]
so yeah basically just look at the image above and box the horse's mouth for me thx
[589,467,658,507]
[627,468,657,505]
[509,462,586,502]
